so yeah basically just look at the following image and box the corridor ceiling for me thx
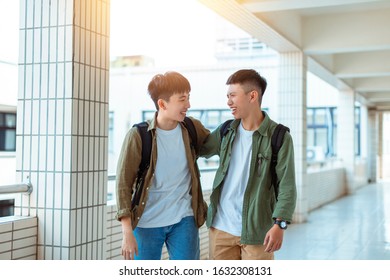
[199,0,390,110]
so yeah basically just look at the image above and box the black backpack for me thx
[220,119,290,201]
[131,117,198,207]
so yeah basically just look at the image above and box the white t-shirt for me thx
[137,124,193,228]
[212,122,254,236]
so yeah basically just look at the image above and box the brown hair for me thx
[147,71,191,110]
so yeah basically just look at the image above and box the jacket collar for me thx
[230,111,271,137]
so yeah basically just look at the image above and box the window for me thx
[306,106,361,160]
[0,112,16,152]
[307,107,333,159]
[355,107,361,156]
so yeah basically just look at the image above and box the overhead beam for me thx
[353,77,390,91]
[241,0,387,13]
[303,9,390,54]
[334,50,390,78]
[198,0,299,52]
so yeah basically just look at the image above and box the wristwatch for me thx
[274,219,288,230]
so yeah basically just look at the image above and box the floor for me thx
[275,181,390,260]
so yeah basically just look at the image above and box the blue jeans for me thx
[133,216,200,260]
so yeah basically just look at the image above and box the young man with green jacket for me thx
[200,69,297,260]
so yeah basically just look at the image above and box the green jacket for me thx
[115,114,210,229]
[199,112,297,244]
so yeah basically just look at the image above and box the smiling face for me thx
[159,91,191,122]
[226,83,256,119]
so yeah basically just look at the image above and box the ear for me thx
[250,90,259,103]
[157,98,166,110]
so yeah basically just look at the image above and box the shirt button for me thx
[137,217,140,220]
[142,202,145,205]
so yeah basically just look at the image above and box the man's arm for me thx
[120,217,138,260]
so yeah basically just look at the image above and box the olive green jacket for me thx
[115,114,210,229]
[199,112,297,244]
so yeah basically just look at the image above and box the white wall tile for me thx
[77,173,83,208]
[37,174,46,208]
[56,100,64,134]
[45,172,54,208]
[58,26,65,62]
[102,2,107,36]
[12,246,36,259]
[86,30,91,66]
[71,173,78,209]
[40,29,49,64]
[91,0,97,32]
[56,63,64,98]
[49,0,58,27]
[54,173,63,208]
[26,0,34,28]
[48,65,56,98]
[69,210,76,246]
[65,0,73,25]
[18,31,26,65]
[65,26,72,62]
[49,27,57,63]
[25,65,32,99]
[41,0,50,27]
[44,246,52,259]
[30,136,38,171]
[80,28,85,64]
[46,100,54,134]
[33,29,41,63]
[52,209,61,246]
[22,136,31,171]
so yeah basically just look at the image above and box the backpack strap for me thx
[134,122,152,175]
[270,124,290,201]
[132,122,151,207]
[220,119,234,139]
[182,117,198,153]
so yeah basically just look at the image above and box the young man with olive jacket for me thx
[200,69,297,260]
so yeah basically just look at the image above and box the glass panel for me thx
[355,127,360,156]
[307,129,315,147]
[221,110,231,123]
[5,114,16,127]
[355,107,360,125]
[5,129,16,151]
[206,111,220,130]
[316,128,328,154]
[314,109,326,125]
[307,109,314,125]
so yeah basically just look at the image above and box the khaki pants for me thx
[209,227,274,260]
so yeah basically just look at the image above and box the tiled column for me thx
[368,109,378,182]
[16,0,110,259]
[278,52,307,223]
[337,89,355,193]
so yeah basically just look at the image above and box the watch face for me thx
[280,221,287,228]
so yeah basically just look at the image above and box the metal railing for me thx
[0,182,33,195]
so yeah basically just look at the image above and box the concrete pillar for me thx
[278,51,307,223]
[16,0,110,259]
[368,109,378,182]
[337,89,355,193]
[378,112,383,179]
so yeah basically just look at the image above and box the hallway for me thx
[276,182,390,260]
